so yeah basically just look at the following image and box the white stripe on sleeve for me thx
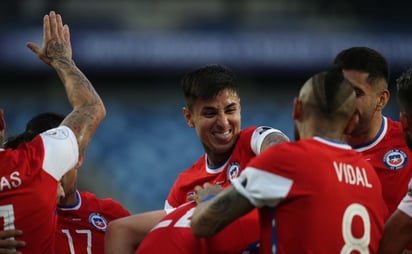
[232,167,293,208]
[398,194,412,218]
[250,127,288,155]
[40,126,79,181]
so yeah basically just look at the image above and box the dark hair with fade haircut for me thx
[396,68,412,115]
[312,66,355,116]
[181,64,240,111]
[333,46,390,85]
[5,112,65,149]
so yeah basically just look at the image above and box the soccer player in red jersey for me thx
[105,64,289,254]
[136,201,260,254]
[4,112,131,254]
[333,47,412,216]
[0,11,106,254]
[191,68,388,253]
[164,65,288,212]
[55,190,130,254]
[164,124,286,212]
[378,68,412,253]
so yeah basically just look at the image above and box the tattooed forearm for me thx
[191,187,254,237]
[27,10,106,165]
[54,59,105,156]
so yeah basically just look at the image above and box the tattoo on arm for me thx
[261,131,289,152]
[196,187,253,235]
[55,58,104,156]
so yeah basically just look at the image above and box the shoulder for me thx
[240,126,286,139]
[179,155,206,175]
[383,116,404,136]
[241,126,258,135]
[40,125,73,138]
[40,126,78,168]
[257,139,309,161]
[82,191,130,216]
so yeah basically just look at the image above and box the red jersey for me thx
[0,126,78,254]
[354,116,412,215]
[232,137,388,253]
[55,191,130,254]
[165,126,283,212]
[136,201,260,254]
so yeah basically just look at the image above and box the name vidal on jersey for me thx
[333,161,372,188]
[0,171,22,191]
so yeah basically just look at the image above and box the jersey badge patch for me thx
[89,213,108,232]
[186,191,195,202]
[43,127,69,140]
[383,149,408,170]
[227,162,240,183]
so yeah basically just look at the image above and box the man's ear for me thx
[344,112,359,135]
[292,98,302,121]
[183,107,194,128]
[376,89,390,111]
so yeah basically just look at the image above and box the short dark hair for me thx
[396,68,412,115]
[181,64,240,110]
[311,67,355,116]
[333,46,390,85]
[5,112,64,149]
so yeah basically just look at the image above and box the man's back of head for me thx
[6,112,64,149]
[300,67,356,123]
[396,68,412,151]
[396,68,412,115]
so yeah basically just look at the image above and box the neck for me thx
[346,115,383,147]
[59,190,79,207]
[299,120,346,142]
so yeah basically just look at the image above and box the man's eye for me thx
[353,88,364,97]
[203,112,216,117]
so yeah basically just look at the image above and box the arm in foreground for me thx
[105,210,166,254]
[378,209,412,254]
[0,230,25,254]
[191,185,254,237]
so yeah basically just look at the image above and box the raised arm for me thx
[26,11,106,161]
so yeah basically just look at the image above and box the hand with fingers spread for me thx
[26,10,106,159]
[0,10,105,253]
[26,10,72,66]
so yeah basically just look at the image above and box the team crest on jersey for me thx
[227,162,240,183]
[186,191,195,202]
[89,213,108,232]
[383,149,408,170]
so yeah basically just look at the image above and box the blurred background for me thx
[1,0,411,213]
